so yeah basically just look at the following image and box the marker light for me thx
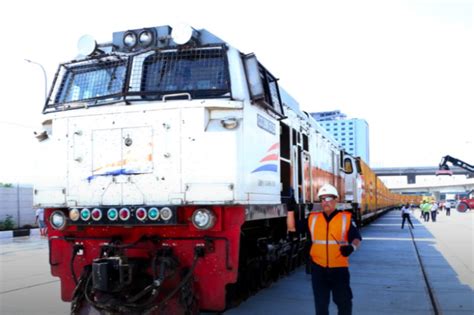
[191,208,216,230]
[107,208,118,221]
[81,208,91,221]
[123,31,137,48]
[69,208,80,221]
[138,29,154,47]
[91,208,102,221]
[136,208,147,221]
[119,208,131,221]
[148,207,160,220]
[160,207,173,221]
[50,211,67,230]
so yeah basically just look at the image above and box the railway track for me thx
[409,226,441,315]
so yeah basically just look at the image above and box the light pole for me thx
[24,59,48,102]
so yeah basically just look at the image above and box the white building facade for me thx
[311,111,370,165]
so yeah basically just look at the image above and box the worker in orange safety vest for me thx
[308,184,362,315]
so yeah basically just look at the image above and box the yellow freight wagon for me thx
[352,157,423,225]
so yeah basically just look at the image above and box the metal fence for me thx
[0,185,35,228]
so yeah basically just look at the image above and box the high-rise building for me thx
[310,111,370,164]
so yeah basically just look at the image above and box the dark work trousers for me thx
[446,208,451,216]
[431,211,437,222]
[311,262,353,315]
[423,212,430,222]
[401,213,414,229]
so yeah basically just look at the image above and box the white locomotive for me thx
[35,24,352,216]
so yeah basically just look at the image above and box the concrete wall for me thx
[0,185,35,228]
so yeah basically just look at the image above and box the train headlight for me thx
[148,207,160,220]
[69,208,80,221]
[107,208,118,221]
[50,211,67,230]
[138,29,154,47]
[191,208,216,230]
[123,31,137,48]
[136,207,147,221]
[160,207,173,221]
[91,208,102,221]
[81,208,91,221]
[119,208,131,221]
[221,118,239,129]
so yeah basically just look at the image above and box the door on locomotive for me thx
[279,121,308,233]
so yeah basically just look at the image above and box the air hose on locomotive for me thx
[71,241,202,315]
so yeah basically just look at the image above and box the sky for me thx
[0,0,473,184]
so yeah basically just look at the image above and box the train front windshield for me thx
[54,58,127,104]
[45,46,230,112]
[141,48,229,99]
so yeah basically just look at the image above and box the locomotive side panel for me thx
[306,126,345,204]
[181,106,241,203]
[242,108,280,203]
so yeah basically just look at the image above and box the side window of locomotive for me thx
[243,54,284,116]
[140,48,230,99]
[355,158,362,174]
[260,65,283,115]
[280,123,290,160]
[302,134,309,151]
[54,61,126,104]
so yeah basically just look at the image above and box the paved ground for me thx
[0,234,69,314]
[416,208,473,291]
[0,209,472,314]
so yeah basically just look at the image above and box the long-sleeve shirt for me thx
[401,206,411,215]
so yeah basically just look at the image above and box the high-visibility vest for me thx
[308,211,351,268]
[421,203,431,213]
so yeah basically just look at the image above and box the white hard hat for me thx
[317,184,339,199]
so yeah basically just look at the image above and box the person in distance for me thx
[401,203,414,229]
